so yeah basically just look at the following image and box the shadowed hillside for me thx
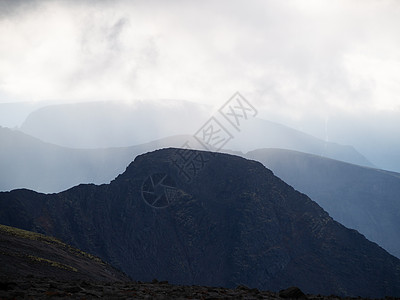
[0,224,129,281]
[246,148,400,259]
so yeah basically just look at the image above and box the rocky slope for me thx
[0,224,129,281]
[0,148,399,297]
[246,148,400,258]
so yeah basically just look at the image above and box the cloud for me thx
[0,0,399,118]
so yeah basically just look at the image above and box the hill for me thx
[0,224,129,281]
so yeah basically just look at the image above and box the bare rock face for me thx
[1,148,400,298]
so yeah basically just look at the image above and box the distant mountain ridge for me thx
[229,118,373,167]
[19,100,211,148]
[18,100,373,167]
[0,148,399,297]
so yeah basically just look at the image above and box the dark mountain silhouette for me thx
[0,224,129,281]
[0,148,399,297]
[0,126,201,193]
[246,148,400,259]
[18,100,372,167]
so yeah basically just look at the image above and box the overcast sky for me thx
[0,0,400,170]
[0,0,399,108]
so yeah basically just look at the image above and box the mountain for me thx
[0,224,129,281]
[18,100,373,167]
[2,126,398,260]
[246,148,400,259]
[0,126,202,193]
[0,148,399,297]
